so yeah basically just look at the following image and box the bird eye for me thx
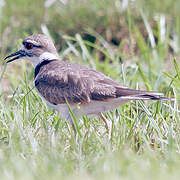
[24,42,34,50]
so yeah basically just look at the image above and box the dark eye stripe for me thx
[22,41,43,48]
[34,45,43,48]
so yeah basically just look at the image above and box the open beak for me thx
[4,50,28,63]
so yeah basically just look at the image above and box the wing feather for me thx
[34,60,167,105]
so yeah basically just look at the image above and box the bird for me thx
[4,34,173,133]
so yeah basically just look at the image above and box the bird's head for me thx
[4,34,58,67]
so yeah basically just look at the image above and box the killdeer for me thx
[4,34,173,132]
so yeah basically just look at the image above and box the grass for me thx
[0,0,180,179]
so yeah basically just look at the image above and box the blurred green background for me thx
[0,0,180,179]
[1,0,180,56]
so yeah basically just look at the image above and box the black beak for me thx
[4,50,28,63]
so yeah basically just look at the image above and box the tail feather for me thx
[115,87,174,101]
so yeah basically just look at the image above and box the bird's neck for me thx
[32,52,58,68]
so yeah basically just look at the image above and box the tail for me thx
[115,87,175,101]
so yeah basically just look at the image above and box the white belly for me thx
[45,100,70,119]
[44,97,129,119]
[79,98,128,116]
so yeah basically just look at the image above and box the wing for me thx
[35,65,89,105]
[34,60,167,105]
[34,60,122,105]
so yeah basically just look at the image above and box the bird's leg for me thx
[100,113,109,129]
[99,113,112,139]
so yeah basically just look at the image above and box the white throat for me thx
[40,52,58,61]
[31,52,58,67]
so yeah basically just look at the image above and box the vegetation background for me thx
[0,0,180,179]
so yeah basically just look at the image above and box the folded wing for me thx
[34,60,170,105]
